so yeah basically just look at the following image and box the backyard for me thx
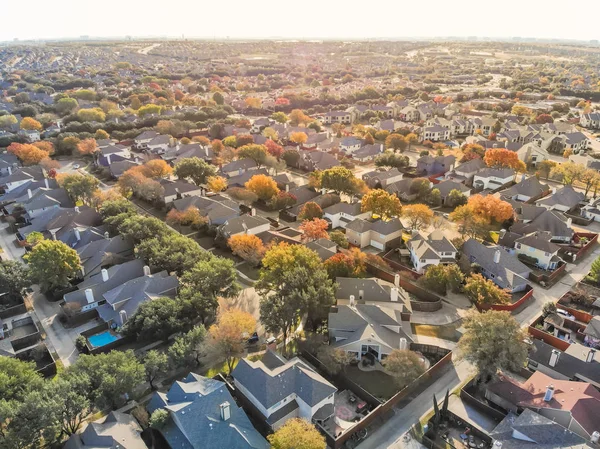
[344,365,398,401]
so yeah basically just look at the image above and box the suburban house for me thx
[407,230,458,273]
[297,150,340,172]
[17,206,102,244]
[96,144,131,167]
[0,166,46,193]
[328,302,412,362]
[340,137,363,154]
[335,277,411,314]
[227,168,269,188]
[581,197,600,222]
[109,160,140,178]
[133,130,160,150]
[581,113,600,130]
[172,194,240,226]
[147,373,268,449]
[536,185,585,213]
[386,179,421,202]
[500,175,548,202]
[96,269,178,327]
[147,135,176,154]
[221,159,259,177]
[64,411,146,449]
[444,158,486,185]
[516,141,550,166]
[159,179,203,205]
[462,239,531,292]
[434,179,471,205]
[232,351,337,430]
[0,152,20,177]
[353,143,384,162]
[510,210,574,243]
[514,231,562,270]
[76,235,135,278]
[323,111,351,124]
[345,217,403,250]
[486,370,600,441]
[323,202,370,229]
[416,155,455,175]
[472,167,515,191]
[5,187,73,220]
[421,125,451,142]
[218,214,271,238]
[362,168,403,189]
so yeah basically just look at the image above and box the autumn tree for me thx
[484,148,526,171]
[76,138,98,156]
[449,205,491,239]
[385,133,408,152]
[289,109,311,126]
[174,157,215,185]
[329,230,349,249]
[323,249,366,279]
[447,189,468,208]
[207,175,227,192]
[264,138,284,158]
[227,187,258,205]
[361,189,402,220]
[59,173,100,205]
[77,108,106,122]
[245,174,279,202]
[290,131,308,145]
[238,144,268,167]
[228,234,266,267]
[461,143,486,161]
[458,310,529,381]
[271,111,289,124]
[402,204,434,230]
[25,240,81,293]
[20,117,42,131]
[511,105,533,116]
[551,161,586,186]
[320,166,361,196]
[142,159,173,179]
[537,160,556,180]
[7,143,49,165]
[269,191,297,210]
[464,273,511,306]
[383,350,427,388]
[535,114,554,124]
[209,309,256,373]
[268,418,326,449]
[298,202,323,221]
[461,194,514,223]
[300,218,329,242]
[94,129,110,140]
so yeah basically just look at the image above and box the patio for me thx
[318,390,369,438]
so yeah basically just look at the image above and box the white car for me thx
[72,163,80,169]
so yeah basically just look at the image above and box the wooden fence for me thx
[475,285,533,312]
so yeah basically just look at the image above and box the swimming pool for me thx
[88,330,121,348]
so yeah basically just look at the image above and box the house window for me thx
[516,243,521,249]
[490,273,495,279]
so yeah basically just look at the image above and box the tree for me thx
[77,108,106,122]
[329,230,349,249]
[55,97,79,115]
[7,143,49,165]
[375,151,410,169]
[265,138,284,158]
[511,105,533,116]
[587,255,600,284]
[282,149,300,167]
[51,374,91,436]
[236,134,254,147]
[137,233,209,275]
[0,114,18,129]
[94,129,110,140]
[419,264,451,295]
[300,218,329,242]
[289,131,308,145]
[174,157,216,185]
[137,104,162,117]
[123,297,186,342]
[142,350,170,391]
[410,178,431,199]
[317,346,354,375]
[25,240,81,293]
[228,234,266,267]
[298,202,323,221]
[59,173,100,205]
[228,187,258,205]
[76,138,97,156]
[446,264,465,293]
[447,189,468,208]
[140,159,172,179]
[168,326,207,368]
[271,112,289,124]
[385,134,408,152]
[268,418,326,449]
[269,191,297,210]
[458,310,529,381]
[68,350,145,409]
[464,273,511,305]
[449,205,491,239]
[100,198,137,219]
[484,148,526,171]
[212,91,224,105]
[320,166,360,196]
[537,160,556,180]
[149,409,170,429]
[20,117,42,131]
[289,109,311,126]
[205,175,227,193]
[238,144,268,167]
[209,309,256,374]
[535,114,554,124]
[383,350,427,388]
[245,174,279,201]
[323,252,362,279]
[361,189,402,220]
[465,194,514,223]
[551,161,586,186]
[0,357,42,402]
[179,257,240,323]
[461,143,486,161]
[402,204,434,230]
[0,260,30,300]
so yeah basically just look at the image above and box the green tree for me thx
[320,166,360,195]
[50,374,91,436]
[173,157,216,186]
[123,297,187,342]
[55,97,79,115]
[168,325,207,368]
[458,310,529,381]
[238,144,268,168]
[268,418,326,449]
[375,151,410,169]
[100,198,137,219]
[464,273,511,306]
[419,264,450,295]
[117,215,170,243]
[0,358,42,402]
[587,255,600,284]
[316,346,354,375]
[426,188,442,207]
[149,409,170,429]
[142,350,170,391]
[212,92,224,105]
[137,233,210,275]
[385,134,408,152]
[383,349,427,388]
[298,202,323,221]
[329,230,349,249]
[410,178,431,199]
[271,111,289,123]
[60,173,100,205]
[0,260,30,300]
[447,189,468,208]
[25,240,81,293]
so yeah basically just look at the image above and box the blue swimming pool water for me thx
[88,330,121,348]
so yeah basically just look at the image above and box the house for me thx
[0,152,20,177]
[0,166,46,192]
[251,117,273,133]
[297,150,340,172]
[323,202,370,229]
[564,132,590,153]
[345,218,403,251]
[97,144,131,166]
[133,130,160,150]
[227,168,269,188]
[147,373,268,449]
[323,111,351,124]
[159,179,203,205]
[109,160,140,178]
[335,276,411,313]
[514,231,562,270]
[328,303,412,362]
[399,106,420,122]
[536,185,585,213]
[306,238,337,261]
[444,158,486,184]
[171,143,214,164]
[63,259,146,313]
[18,129,40,142]
[63,411,147,449]
[489,409,590,449]
[421,125,450,142]
[516,141,550,166]
[407,230,458,273]
[362,168,403,189]
[500,175,548,202]
[386,179,421,202]
[581,197,600,222]
[486,370,600,441]
[220,158,259,177]
[510,210,574,243]
[340,137,362,154]
[462,239,531,292]
[4,187,73,220]
[218,214,271,238]
[172,194,239,226]
[416,155,455,175]
[17,206,102,243]
[96,269,178,327]
[581,112,600,130]
[77,235,134,278]
[353,143,384,162]
[434,179,471,205]
[232,352,337,430]
[472,167,515,191]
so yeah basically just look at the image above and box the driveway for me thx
[0,221,25,261]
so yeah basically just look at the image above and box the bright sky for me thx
[2,0,599,42]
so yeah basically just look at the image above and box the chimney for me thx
[349,295,355,307]
[549,349,561,367]
[591,432,600,444]
[51,231,57,241]
[394,273,400,287]
[321,188,326,195]
[544,385,554,402]
[587,349,596,363]
[391,287,399,302]
[119,310,128,325]
[44,178,49,188]
[358,289,364,301]
[399,337,408,350]
[499,229,507,240]
[251,208,256,217]
[74,228,81,241]
[205,147,209,157]
[84,289,94,304]
[143,265,151,276]
[242,222,248,233]
[493,249,501,264]
[7,166,11,175]
[101,268,109,282]
[285,184,290,192]
[380,143,384,152]
[27,189,32,199]
[106,154,111,165]
[104,231,110,239]
[220,402,231,421]
[74,206,80,213]
[567,217,572,228]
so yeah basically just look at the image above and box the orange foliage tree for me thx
[76,138,98,155]
[32,141,55,154]
[228,234,266,267]
[245,174,279,201]
[299,218,330,242]
[207,176,227,192]
[465,194,514,223]
[142,159,173,179]
[484,148,526,172]
[289,132,308,145]
[20,117,42,131]
[7,143,49,165]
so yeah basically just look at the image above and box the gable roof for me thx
[64,411,146,449]
[511,210,574,239]
[536,185,585,209]
[502,176,547,198]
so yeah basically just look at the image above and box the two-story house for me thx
[345,217,403,251]
[407,230,458,273]
[473,167,515,191]
[323,202,370,229]
[514,231,562,271]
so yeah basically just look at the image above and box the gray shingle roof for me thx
[63,412,146,449]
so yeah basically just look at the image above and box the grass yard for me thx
[344,365,398,400]
[411,322,462,342]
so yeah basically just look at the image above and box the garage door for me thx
[370,240,384,250]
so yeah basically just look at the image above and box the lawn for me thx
[411,322,462,342]
[344,365,398,400]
